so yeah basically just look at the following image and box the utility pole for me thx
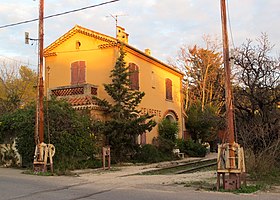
[38,0,44,145]
[221,0,236,184]
[34,0,45,171]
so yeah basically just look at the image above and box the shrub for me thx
[156,119,179,155]
[133,144,165,163]
[158,119,179,143]
[177,139,206,157]
[0,99,100,171]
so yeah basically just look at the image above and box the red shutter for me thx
[166,78,172,100]
[134,65,139,90]
[78,61,86,84]
[71,61,78,85]
[129,63,139,90]
[141,132,146,145]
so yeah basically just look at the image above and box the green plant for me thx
[154,118,179,156]
[0,98,100,171]
[158,119,179,143]
[92,47,156,163]
[186,102,220,143]
[177,139,206,157]
[134,144,166,163]
[234,185,264,194]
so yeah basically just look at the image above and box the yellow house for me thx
[44,25,185,144]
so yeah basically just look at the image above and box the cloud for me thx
[0,0,279,69]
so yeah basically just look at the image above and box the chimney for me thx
[145,49,151,56]
[117,26,129,43]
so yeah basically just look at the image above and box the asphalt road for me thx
[1,167,280,200]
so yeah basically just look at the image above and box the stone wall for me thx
[0,139,22,167]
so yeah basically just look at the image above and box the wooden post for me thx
[102,146,111,170]
[38,0,44,145]
[34,0,45,171]
[220,0,240,189]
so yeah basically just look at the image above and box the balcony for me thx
[49,84,100,110]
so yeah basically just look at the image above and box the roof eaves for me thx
[44,25,117,53]
[122,42,184,77]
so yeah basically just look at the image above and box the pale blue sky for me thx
[0,0,279,69]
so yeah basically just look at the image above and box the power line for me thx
[0,55,37,67]
[226,0,235,49]
[0,0,120,29]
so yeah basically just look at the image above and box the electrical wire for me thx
[226,0,235,49]
[0,0,120,29]
[0,55,37,67]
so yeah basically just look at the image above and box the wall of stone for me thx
[0,139,22,167]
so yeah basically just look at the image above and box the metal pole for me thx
[220,0,235,168]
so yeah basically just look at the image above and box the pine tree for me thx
[94,46,156,162]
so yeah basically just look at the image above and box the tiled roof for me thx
[65,96,101,110]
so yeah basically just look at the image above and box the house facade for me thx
[44,25,185,144]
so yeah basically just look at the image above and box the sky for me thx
[0,0,279,70]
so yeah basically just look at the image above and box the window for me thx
[129,63,139,90]
[165,78,173,100]
[71,61,86,85]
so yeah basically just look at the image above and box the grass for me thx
[23,169,54,176]
[182,180,268,194]
[184,180,216,190]
[249,169,280,186]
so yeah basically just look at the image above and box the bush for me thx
[176,139,206,157]
[158,119,179,143]
[0,99,100,171]
[155,119,179,155]
[133,144,166,163]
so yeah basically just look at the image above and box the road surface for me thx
[0,167,279,200]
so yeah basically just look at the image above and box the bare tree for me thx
[233,34,280,172]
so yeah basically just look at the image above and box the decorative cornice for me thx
[44,52,57,57]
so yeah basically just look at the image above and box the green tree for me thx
[186,102,220,143]
[0,98,98,170]
[170,37,225,144]
[157,118,179,155]
[93,47,156,162]
[0,61,37,115]
[170,37,224,112]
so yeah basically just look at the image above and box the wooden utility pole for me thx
[38,0,44,145]
[33,0,55,173]
[220,0,238,183]
[34,0,45,170]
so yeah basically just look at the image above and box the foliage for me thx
[0,106,35,165]
[170,37,224,113]
[186,102,221,142]
[133,144,168,163]
[92,47,156,162]
[233,34,280,174]
[158,118,179,143]
[152,118,180,155]
[0,62,37,115]
[0,98,99,170]
[176,139,206,157]
[170,38,225,148]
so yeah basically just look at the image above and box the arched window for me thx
[165,78,172,100]
[71,61,86,85]
[129,63,139,90]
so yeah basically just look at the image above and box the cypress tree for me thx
[94,46,156,162]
